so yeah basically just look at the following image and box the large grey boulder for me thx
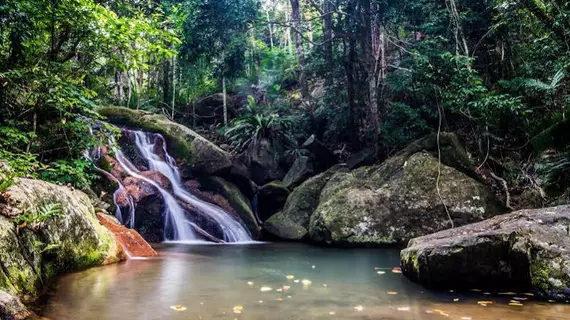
[401,206,570,301]
[308,147,505,246]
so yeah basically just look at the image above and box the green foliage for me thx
[39,160,97,190]
[224,97,296,156]
[13,202,63,226]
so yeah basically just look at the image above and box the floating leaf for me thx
[312,265,316,269]
[354,305,364,311]
[377,271,386,275]
[170,305,187,311]
[508,302,523,307]
[391,268,402,274]
[301,279,312,285]
[387,291,398,295]
[260,286,272,292]
[247,281,254,286]
[232,306,243,314]
[282,286,291,290]
[286,275,295,280]
[329,311,336,315]
[397,306,410,311]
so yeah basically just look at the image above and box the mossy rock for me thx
[197,176,261,239]
[309,152,506,246]
[264,165,348,240]
[98,106,233,175]
[400,206,570,300]
[0,178,122,317]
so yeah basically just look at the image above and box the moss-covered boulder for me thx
[309,151,505,246]
[0,178,123,318]
[400,206,570,300]
[98,106,233,176]
[264,165,348,240]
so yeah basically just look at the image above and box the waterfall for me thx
[131,131,252,242]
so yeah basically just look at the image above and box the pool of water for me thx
[42,243,570,320]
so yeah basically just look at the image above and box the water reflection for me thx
[42,243,570,320]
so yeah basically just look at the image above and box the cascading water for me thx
[131,131,252,242]
[113,148,200,241]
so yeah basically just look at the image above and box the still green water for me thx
[42,243,570,319]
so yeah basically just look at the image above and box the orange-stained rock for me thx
[97,213,158,258]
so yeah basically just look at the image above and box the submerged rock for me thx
[0,178,124,318]
[400,206,570,300]
[0,290,31,320]
[264,165,348,240]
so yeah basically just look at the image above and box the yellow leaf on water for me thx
[260,286,272,292]
[294,279,300,283]
[301,279,312,285]
[329,311,336,315]
[513,297,528,301]
[453,298,459,302]
[312,265,316,269]
[499,292,516,296]
[283,286,291,290]
[397,306,410,311]
[276,288,283,292]
[377,271,386,275]
[258,300,263,304]
[391,268,402,274]
[387,291,398,295]
[286,275,295,280]
[170,305,187,311]
[232,306,243,314]
[354,305,364,311]
[247,281,254,286]
[509,302,523,307]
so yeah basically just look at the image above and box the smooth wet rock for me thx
[400,206,570,300]
[264,165,348,240]
[99,106,234,176]
[257,181,290,222]
[309,151,505,246]
[97,213,157,258]
[188,93,236,125]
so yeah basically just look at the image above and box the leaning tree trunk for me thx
[323,0,334,88]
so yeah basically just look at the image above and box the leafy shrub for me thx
[13,202,63,226]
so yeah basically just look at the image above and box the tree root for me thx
[489,171,514,211]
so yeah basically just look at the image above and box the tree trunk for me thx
[172,56,176,120]
[290,0,309,99]
[163,58,171,111]
[223,75,227,127]
[137,70,143,110]
[266,10,274,49]
[323,0,334,88]
[361,0,380,154]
